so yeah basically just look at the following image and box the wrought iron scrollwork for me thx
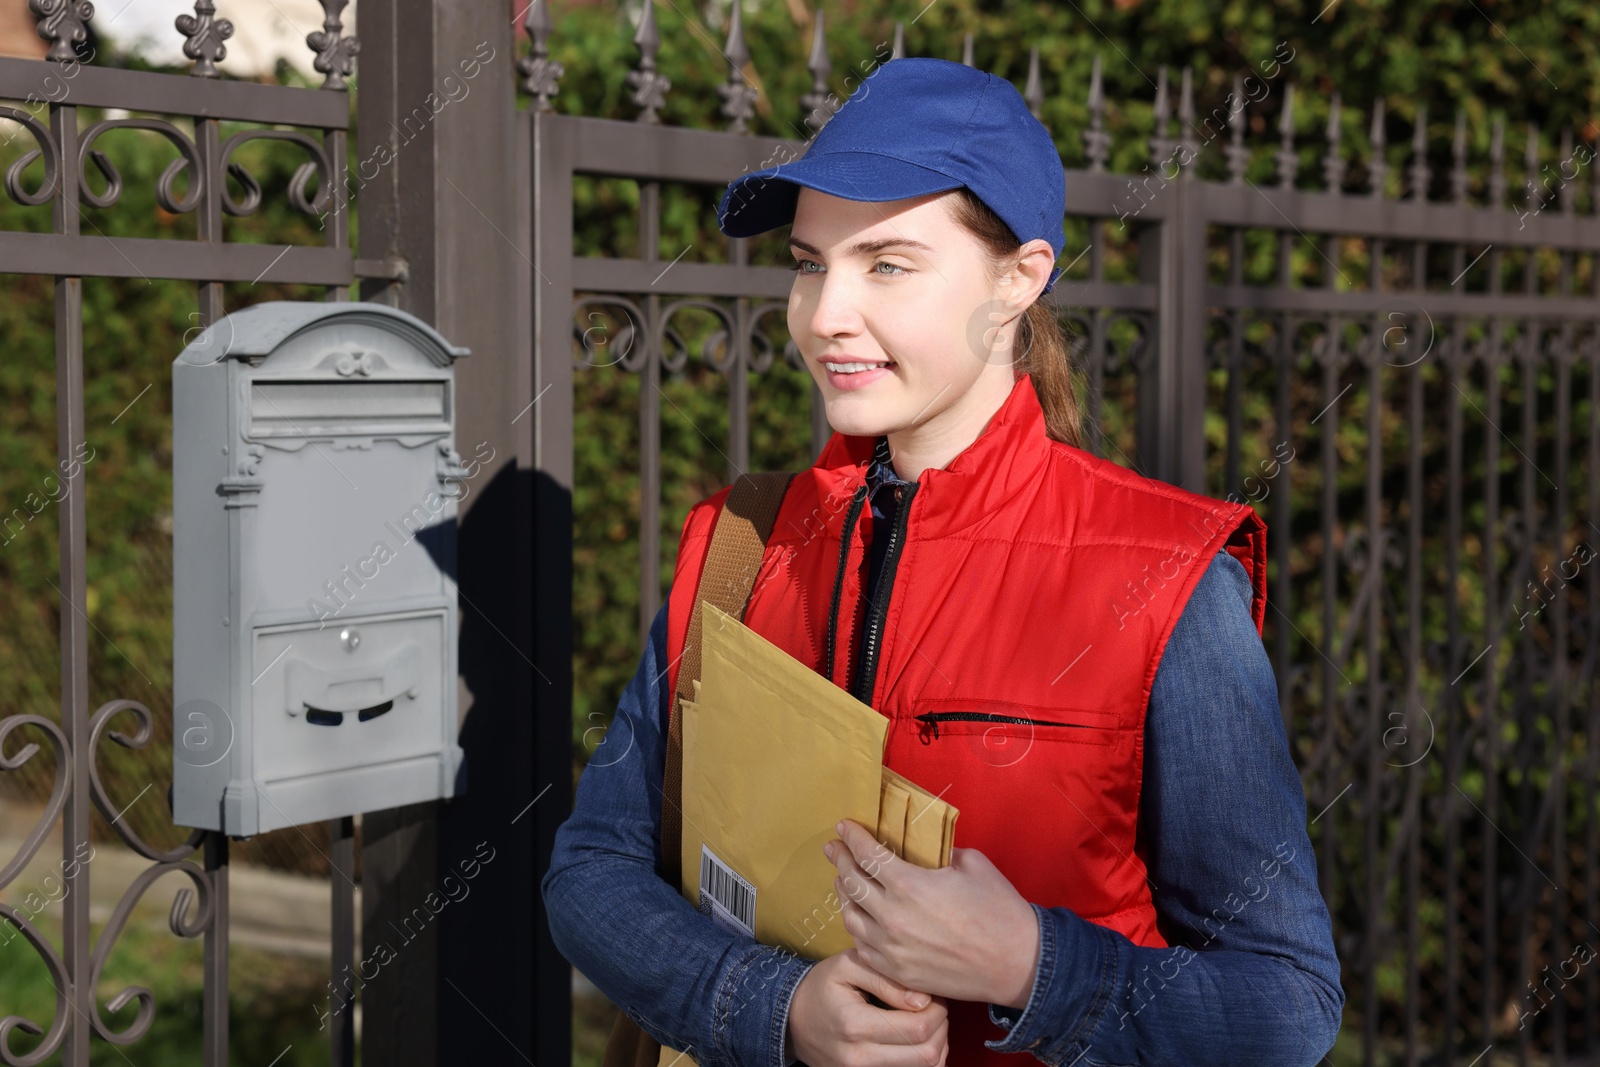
[0,717,71,895]
[1101,310,1156,376]
[86,861,212,1045]
[88,700,206,862]
[0,702,215,1066]
[748,302,806,373]
[0,904,70,1066]
[0,716,73,1067]
[572,297,646,372]
[574,297,816,378]
[659,299,739,375]
[77,118,204,214]
[0,109,60,207]
[218,129,333,217]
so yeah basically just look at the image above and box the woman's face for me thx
[786,187,1025,451]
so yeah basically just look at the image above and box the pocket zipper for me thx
[913,711,1104,740]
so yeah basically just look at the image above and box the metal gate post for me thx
[528,101,578,1067]
[1149,178,1210,492]
[356,1,526,1063]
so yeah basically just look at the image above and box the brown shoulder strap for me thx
[660,471,795,892]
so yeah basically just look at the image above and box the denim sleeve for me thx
[541,594,821,1067]
[981,549,1345,1066]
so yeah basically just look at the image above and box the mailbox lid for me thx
[250,609,450,784]
[176,301,470,368]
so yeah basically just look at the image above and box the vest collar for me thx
[812,372,1054,508]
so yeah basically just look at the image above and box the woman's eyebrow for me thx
[788,236,935,257]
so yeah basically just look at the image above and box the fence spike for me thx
[1489,114,1506,207]
[1592,134,1599,219]
[800,8,836,132]
[1275,83,1296,188]
[960,33,974,68]
[1559,128,1575,214]
[176,0,234,79]
[1176,66,1198,175]
[28,0,93,63]
[1323,91,1345,194]
[1147,66,1173,175]
[625,0,671,124]
[1083,54,1109,173]
[1449,110,1468,203]
[1408,105,1430,200]
[306,0,358,91]
[518,0,565,110]
[1522,122,1539,210]
[1226,73,1249,184]
[1023,46,1043,120]
[1368,98,1388,199]
[891,21,905,60]
[717,0,758,133]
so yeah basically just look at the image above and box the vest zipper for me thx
[913,711,1106,740]
[852,481,918,705]
[823,484,870,686]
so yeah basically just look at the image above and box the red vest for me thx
[664,373,1267,1064]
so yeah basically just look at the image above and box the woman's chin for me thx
[822,398,896,438]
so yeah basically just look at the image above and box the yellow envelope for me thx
[680,600,887,961]
[877,775,911,857]
[657,602,960,1067]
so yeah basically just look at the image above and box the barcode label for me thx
[698,844,756,937]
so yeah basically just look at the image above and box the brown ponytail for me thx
[947,187,1084,450]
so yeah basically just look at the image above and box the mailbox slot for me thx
[250,380,449,437]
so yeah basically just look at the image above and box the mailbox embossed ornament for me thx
[173,302,469,836]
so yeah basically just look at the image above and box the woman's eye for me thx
[787,259,907,275]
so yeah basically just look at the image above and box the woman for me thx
[543,57,1343,1067]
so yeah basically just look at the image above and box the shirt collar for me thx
[866,434,910,495]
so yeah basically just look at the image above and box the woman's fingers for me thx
[789,950,948,1067]
[837,949,933,1013]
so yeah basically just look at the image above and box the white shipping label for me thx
[698,843,756,938]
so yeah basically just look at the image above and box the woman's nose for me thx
[803,273,864,340]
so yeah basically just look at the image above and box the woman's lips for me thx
[823,363,896,391]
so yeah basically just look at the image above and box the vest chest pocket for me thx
[908,696,1119,755]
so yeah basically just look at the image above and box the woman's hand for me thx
[788,947,948,1067]
[822,819,1040,1008]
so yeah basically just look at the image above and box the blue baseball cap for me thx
[715,57,1066,295]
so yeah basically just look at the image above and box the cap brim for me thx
[715,151,965,239]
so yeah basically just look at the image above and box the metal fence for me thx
[0,1,368,1062]
[526,6,1600,1065]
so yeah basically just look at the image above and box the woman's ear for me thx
[998,238,1049,313]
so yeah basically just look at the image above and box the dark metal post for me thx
[202,833,229,1067]
[48,91,91,1067]
[1153,179,1209,492]
[529,102,577,1067]
[357,1,526,1063]
[330,817,355,1067]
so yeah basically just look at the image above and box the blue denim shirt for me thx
[542,453,1345,1067]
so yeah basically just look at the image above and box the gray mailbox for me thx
[172,302,470,836]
